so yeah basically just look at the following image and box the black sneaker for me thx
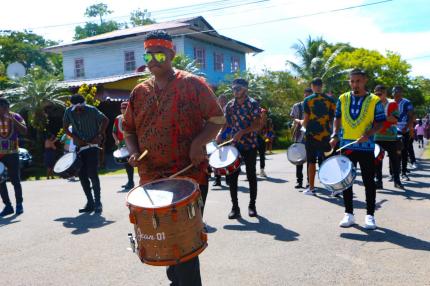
[401,173,410,181]
[15,204,23,215]
[294,182,303,189]
[0,205,14,217]
[228,207,241,219]
[94,202,103,214]
[212,180,221,187]
[375,181,383,190]
[123,183,135,190]
[79,203,95,213]
[248,205,257,217]
[394,182,405,189]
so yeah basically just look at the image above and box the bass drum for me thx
[54,152,81,178]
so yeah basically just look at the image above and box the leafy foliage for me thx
[77,84,100,107]
[130,9,156,27]
[172,54,206,77]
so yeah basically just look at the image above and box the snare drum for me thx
[0,162,7,183]
[318,155,356,196]
[287,143,306,165]
[113,147,130,164]
[374,144,385,164]
[205,141,218,156]
[209,145,241,176]
[53,152,81,178]
[126,178,207,266]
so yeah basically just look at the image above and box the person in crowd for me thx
[123,30,224,286]
[0,98,28,217]
[330,69,385,230]
[63,94,109,214]
[213,94,231,187]
[415,119,425,148]
[44,133,58,179]
[257,98,268,177]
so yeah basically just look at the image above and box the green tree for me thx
[74,3,125,40]
[130,9,156,27]
[172,54,205,77]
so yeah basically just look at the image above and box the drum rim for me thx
[54,152,77,173]
[287,143,306,163]
[318,154,353,184]
[208,145,239,168]
[126,177,200,211]
[113,147,130,158]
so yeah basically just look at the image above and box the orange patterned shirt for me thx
[123,70,224,185]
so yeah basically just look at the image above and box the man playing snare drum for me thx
[112,101,134,190]
[123,30,224,286]
[330,69,385,230]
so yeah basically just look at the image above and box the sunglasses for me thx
[143,52,167,64]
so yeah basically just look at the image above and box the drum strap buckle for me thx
[187,203,196,219]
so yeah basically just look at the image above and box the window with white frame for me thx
[231,56,240,72]
[194,47,206,69]
[74,58,85,78]
[214,52,224,72]
[124,51,136,72]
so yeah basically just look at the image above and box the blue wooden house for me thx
[45,16,263,101]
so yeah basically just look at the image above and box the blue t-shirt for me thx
[396,98,413,132]
[335,93,386,152]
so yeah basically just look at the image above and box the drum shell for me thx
[213,156,241,176]
[127,178,207,266]
[54,153,82,178]
[113,148,130,165]
[287,143,307,165]
[318,155,357,195]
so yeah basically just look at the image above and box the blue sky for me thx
[1,0,429,77]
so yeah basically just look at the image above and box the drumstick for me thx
[324,140,358,157]
[169,164,194,178]
[143,187,155,206]
[137,149,148,161]
[217,138,234,148]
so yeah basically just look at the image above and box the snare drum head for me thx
[54,153,77,173]
[205,141,218,155]
[287,143,306,162]
[127,178,197,208]
[209,146,239,168]
[319,155,353,184]
[374,144,380,158]
[113,147,129,158]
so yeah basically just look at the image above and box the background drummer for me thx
[63,94,109,214]
[330,69,385,230]
[123,30,224,286]
[297,78,336,196]
[112,101,134,190]
[290,87,312,189]
[217,78,261,219]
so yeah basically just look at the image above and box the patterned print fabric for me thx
[303,93,336,142]
[0,113,25,154]
[396,98,413,131]
[123,70,224,185]
[375,100,399,141]
[225,96,261,151]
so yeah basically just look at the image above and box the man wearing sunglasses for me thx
[373,85,403,189]
[217,78,261,219]
[123,30,225,286]
[112,101,134,190]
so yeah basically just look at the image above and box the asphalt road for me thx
[1,143,429,286]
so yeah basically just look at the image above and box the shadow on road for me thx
[341,225,430,251]
[315,188,388,211]
[223,215,299,242]
[258,176,288,183]
[54,213,115,235]
[0,214,21,227]
[379,186,430,201]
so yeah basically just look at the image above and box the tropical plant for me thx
[172,54,206,77]
[130,9,156,27]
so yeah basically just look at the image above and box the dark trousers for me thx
[227,148,257,208]
[400,132,414,173]
[124,163,134,184]
[0,153,23,206]
[407,134,416,164]
[257,136,266,170]
[296,163,309,184]
[78,147,101,205]
[167,256,202,286]
[375,140,401,184]
[166,182,207,286]
[343,151,376,216]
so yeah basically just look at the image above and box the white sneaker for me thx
[339,213,355,227]
[260,169,267,177]
[364,215,377,230]
[303,188,315,196]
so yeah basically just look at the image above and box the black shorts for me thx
[305,137,331,164]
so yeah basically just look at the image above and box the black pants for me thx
[375,140,401,184]
[407,134,416,164]
[166,182,207,286]
[124,162,134,185]
[78,147,101,205]
[257,136,266,170]
[226,148,257,208]
[0,153,23,206]
[343,151,376,216]
[400,132,414,173]
[296,164,307,184]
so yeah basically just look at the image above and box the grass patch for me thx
[423,146,430,159]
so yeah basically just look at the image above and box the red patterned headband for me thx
[144,39,174,50]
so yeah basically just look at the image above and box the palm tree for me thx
[172,54,206,77]
[286,36,347,92]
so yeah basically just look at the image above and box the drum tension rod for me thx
[187,203,196,219]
